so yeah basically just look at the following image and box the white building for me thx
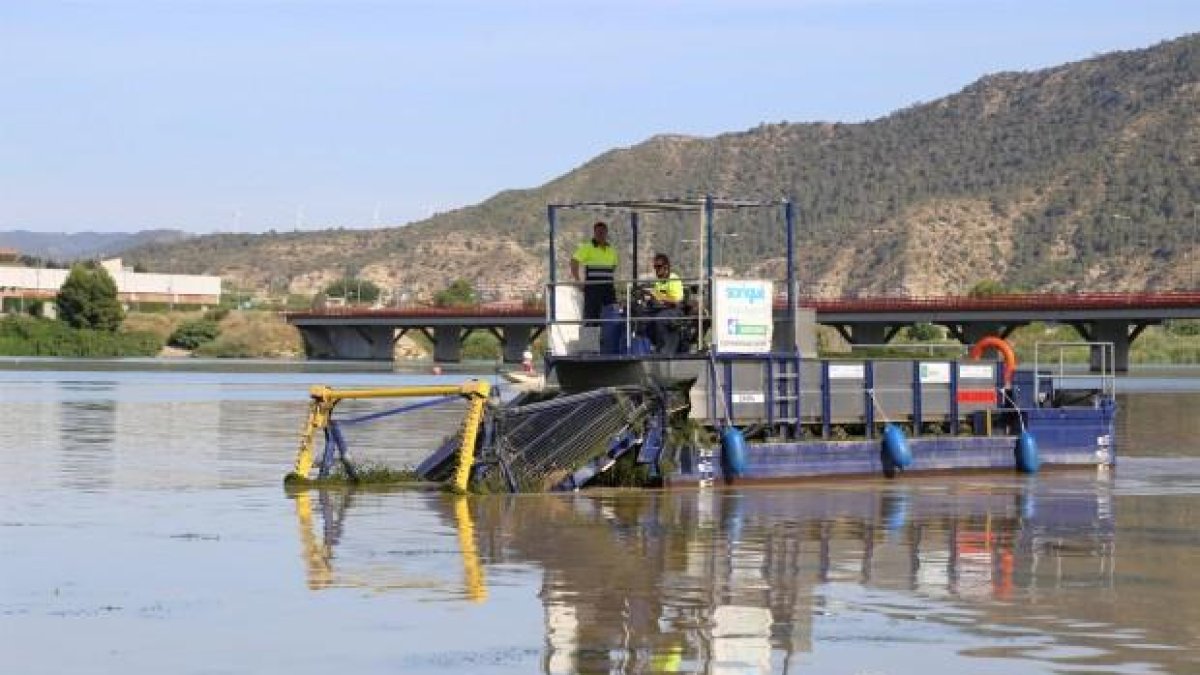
[0,258,222,308]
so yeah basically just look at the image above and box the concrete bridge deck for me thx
[286,292,1200,370]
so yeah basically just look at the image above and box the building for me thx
[0,258,222,309]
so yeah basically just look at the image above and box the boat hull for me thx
[670,425,1111,486]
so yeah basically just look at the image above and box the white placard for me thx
[732,393,765,404]
[829,363,865,380]
[919,362,951,384]
[713,279,774,354]
[958,364,995,380]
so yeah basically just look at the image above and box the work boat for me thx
[286,197,1116,492]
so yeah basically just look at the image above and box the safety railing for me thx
[546,277,709,356]
[1033,341,1116,404]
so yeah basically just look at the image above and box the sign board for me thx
[829,363,865,380]
[732,393,766,404]
[712,279,773,354]
[918,362,951,384]
[958,364,995,380]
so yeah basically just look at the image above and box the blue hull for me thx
[671,407,1114,485]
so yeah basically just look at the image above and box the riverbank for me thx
[0,310,306,359]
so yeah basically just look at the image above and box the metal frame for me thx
[1033,341,1117,402]
[545,196,797,355]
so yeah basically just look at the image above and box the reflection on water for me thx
[291,474,1196,673]
[2,365,1199,674]
[57,381,117,492]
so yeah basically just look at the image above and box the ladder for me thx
[769,356,801,433]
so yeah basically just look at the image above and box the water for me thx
[2,362,1199,674]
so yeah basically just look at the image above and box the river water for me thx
[1,361,1198,674]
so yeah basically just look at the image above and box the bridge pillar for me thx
[433,327,464,363]
[297,326,396,360]
[1074,320,1149,372]
[499,325,533,363]
[297,326,334,359]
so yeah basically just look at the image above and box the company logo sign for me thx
[725,285,766,303]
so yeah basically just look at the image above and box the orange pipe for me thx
[969,335,1017,388]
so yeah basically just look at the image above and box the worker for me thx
[570,221,618,322]
[642,253,684,353]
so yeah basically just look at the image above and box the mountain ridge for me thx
[0,229,189,263]
[123,32,1200,300]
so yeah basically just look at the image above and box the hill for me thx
[0,229,189,263]
[123,33,1200,300]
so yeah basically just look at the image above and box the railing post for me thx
[547,205,557,322]
[864,361,875,439]
[912,360,922,437]
[821,361,831,439]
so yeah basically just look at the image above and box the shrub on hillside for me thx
[169,318,221,350]
[434,279,477,308]
[193,311,302,358]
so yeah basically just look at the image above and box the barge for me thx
[286,197,1116,491]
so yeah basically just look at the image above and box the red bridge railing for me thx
[285,291,1200,320]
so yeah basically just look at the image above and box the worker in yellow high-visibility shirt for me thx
[641,253,685,353]
[570,221,618,322]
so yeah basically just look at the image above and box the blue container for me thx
[599,304,627,354]
[630,336,653,356]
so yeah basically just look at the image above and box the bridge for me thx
[285,291,1200,370]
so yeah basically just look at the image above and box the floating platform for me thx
[285,196,1116,491]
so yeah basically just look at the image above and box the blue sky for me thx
[1,0,1196,233]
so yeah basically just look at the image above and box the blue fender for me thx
[881,423,913,472]
[720,427,747,479]
[1016,431,1040,473]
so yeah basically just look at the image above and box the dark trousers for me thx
[583,285,616,323]
[643,307,682,354]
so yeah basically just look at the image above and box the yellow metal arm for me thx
[286,379,491,486]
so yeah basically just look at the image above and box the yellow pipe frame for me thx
[288,380,491,490]
[452,496,487,602]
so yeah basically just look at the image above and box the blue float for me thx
[881,423,913,470]
[1016,431,1040,473]
[721,426,748,478]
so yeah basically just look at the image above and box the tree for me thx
[434,279,478,308]
[322,277,381,304]
[56,263,124,331]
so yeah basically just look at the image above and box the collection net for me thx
[322,395,470,474]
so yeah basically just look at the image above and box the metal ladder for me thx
[770,356,801,432]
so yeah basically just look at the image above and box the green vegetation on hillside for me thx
[434,279,478,308]
[119,34,1200,299]
[323,277,381,304]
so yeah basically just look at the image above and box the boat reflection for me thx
[290,475,1117,673]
